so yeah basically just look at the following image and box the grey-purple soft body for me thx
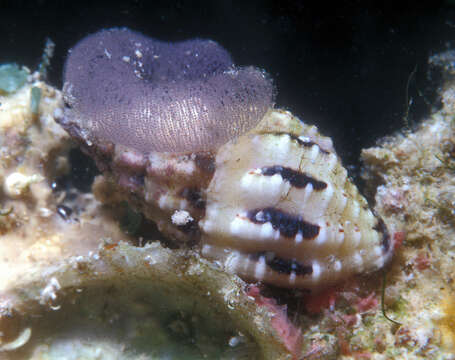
[62,28,275,153]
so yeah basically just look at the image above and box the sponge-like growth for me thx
[63,28,275,153]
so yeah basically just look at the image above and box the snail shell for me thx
[199,110,392,289]
[59,29,393,290]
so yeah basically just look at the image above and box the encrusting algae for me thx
[0,63,299,359]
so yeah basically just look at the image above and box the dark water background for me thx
[1,0,454,172]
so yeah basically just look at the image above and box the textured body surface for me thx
[69,108,393,290]
[63,28,274,153]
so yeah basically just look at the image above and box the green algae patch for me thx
[30,87,42,115]
[0,64,28,95]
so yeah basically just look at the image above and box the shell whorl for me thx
[62,28,275,153]
[199,110,392,289]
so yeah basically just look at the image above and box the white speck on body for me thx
[171,210,193,226]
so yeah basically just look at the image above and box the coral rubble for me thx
[0,71,296,360]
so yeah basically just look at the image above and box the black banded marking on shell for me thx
[254,252,313,276]
[373,217,391,253]
[261,132,331,154]
[260,165,327,190]
[247,207,320,239]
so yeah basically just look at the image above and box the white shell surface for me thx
[199,109,392,289]
[71,107,392,290]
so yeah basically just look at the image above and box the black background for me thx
[1,0,454,170]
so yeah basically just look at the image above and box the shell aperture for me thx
[62,28,275,153]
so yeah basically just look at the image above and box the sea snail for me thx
[59,28,393,290]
